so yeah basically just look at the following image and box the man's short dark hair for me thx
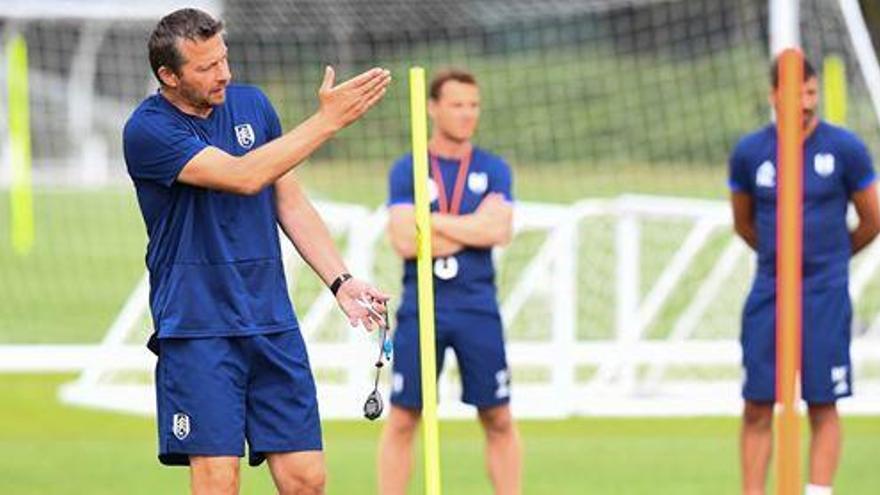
[770,56,817,89]
[148,8,224,84]
[429,69,478,101]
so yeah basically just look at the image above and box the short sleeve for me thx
[123,111,207,187]
[489,159,514,202]
[728,140,752,194]
[388,157,415,207]
[257,90,283,141]
[841,133,875,194]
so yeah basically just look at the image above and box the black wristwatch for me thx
[330,272,353,296]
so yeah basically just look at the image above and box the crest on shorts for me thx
[467,172,489,194]
[234,123,255,149]
[172,412,191,440]
[831,365,849,395]
[393,372,405,394]
[814,153,835,177]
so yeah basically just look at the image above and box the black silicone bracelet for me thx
[330,273,353,296]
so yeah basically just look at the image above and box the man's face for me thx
[166,33,231,109]
[771,75,820,131]
[428,80,480,142]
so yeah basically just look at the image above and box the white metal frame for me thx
[3,196,880,417]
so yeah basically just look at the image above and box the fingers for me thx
[336,67,389,91]
[320,65,335,93]
[359,69,392,95]
[339,280,390,332]
[345,72,391,116]
[364,285,391,302]
[358,84,389,115]
[320,68,391,130]
[350,311,379,332]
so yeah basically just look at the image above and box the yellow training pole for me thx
[823,55,847,125]
[775,48,803,495]
[7,33,34,256]
[409,66,442,495]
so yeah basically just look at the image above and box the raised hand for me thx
[317,66,391,132]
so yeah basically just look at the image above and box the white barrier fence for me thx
[3,195,880,417]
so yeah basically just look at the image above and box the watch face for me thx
[364,391,384,420]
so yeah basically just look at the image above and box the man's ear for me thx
[158,66,179,88]
[427,99,437,120]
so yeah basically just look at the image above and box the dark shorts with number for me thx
[154,330,322,466]
[390,309,511,410]
[741,285,853,404]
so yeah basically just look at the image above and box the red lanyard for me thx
[429,147,472,215]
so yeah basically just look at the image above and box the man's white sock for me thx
[804,484,832,495]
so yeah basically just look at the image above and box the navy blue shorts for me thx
[741,285,853,404]
[155,330,322,466]
[390,309,511,410]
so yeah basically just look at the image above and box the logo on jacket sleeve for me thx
[172,412,191,440]
[234,123,255,149]
[814,153,835,177]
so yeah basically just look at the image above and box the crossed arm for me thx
[387,192,513,259]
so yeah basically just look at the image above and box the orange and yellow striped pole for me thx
[775,48,803,495]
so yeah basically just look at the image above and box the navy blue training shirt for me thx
[388,147,513,315]
[728,121,876,291]
[123,84,299,338]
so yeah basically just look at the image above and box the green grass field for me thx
[3,374,880,494]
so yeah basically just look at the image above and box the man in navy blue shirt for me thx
[123,8,391,494]
[729,58,880,495]
[377,69,522,495]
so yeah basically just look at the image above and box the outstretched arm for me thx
[275,172,388,329]
[178,67,391,195]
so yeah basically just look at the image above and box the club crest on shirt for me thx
[172,412,191,440]
[234,123,255,149]
[814,153,835,177]
[467,172,489,194]
[756,160,775,188]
